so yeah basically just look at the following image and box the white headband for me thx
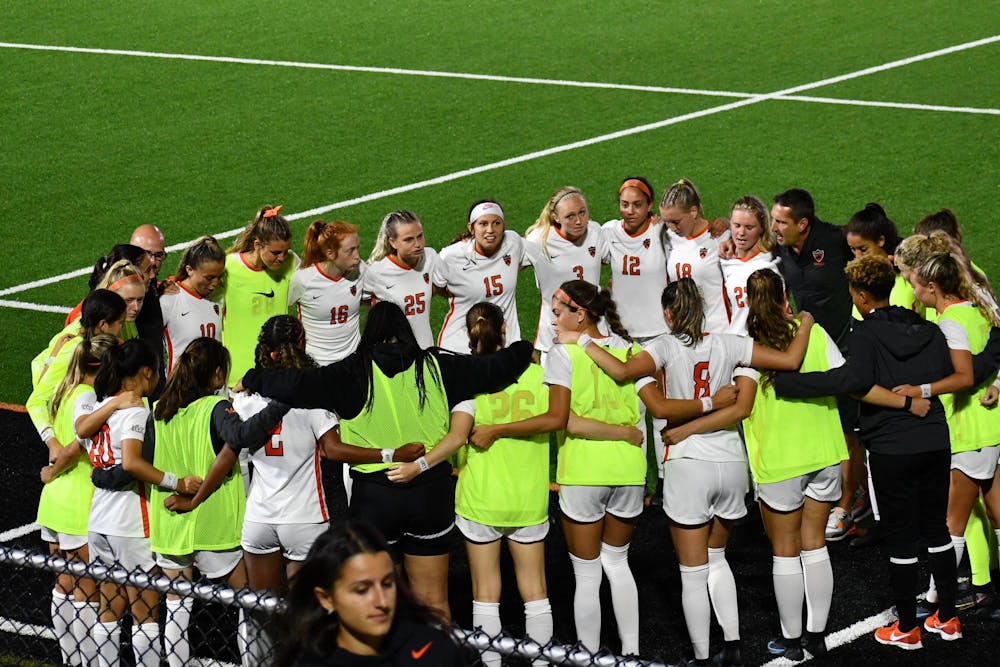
[469,202,504,224]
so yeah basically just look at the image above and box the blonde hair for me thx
[49,334,119,420]
[913,251,1000,326]
[660,178,703,216]
[229,205,293,254]
[369,210,422,263]
[525,186,585,259]
[896,231,994,299]
[731,194,774,253]
[96,260,145,290]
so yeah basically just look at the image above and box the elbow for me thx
[121,457,139,474]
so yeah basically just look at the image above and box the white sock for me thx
[244,608,273,667]
[951,534,966,565]
[131,622,161,667]
[679,563,711,660]
[472,600,502,667]
[238,609,252,667]
[599,542,639,655]
[71,600,99,666]
[165,597,193,667]
[926,574,939,604]
[569,553,603,652]
[524,598,553,666]
[652,417,668,475]
[801,547,833,633]
[51,590,77,665]
[93,620,120,667]
[342,462,354,504]
[772,556,804,639]
[707,546,740,641]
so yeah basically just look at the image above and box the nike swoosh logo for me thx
[254,290,276,298]
[384,284,395,290]
[411,641,432,660]
[311,294,322,299]
[180,312,190,316]
[889,630,912,641]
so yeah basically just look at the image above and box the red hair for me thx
[301,219,358,268]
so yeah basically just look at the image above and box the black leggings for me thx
[868,448,951,558]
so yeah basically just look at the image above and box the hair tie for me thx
[619,179,652,199]
[554,288,596,315]
[469,202,504,224]
[263,205,283,218]
[108,274,145,291]
[85,360,102,368]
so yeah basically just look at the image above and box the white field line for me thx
[760,608,895,666]
[0,616,56,641]
[0,34,996,303]
[778,94,1000,115]
[0,299,72,314]
[0,522,39,543]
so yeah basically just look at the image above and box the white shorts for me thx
[241,520,329,561]
[559,485,644,523]
[755,464,842,512]
[455,515,549,544]
[663,458,749,525]
[155,548,242,580]
[88,532,155,572]
[951,445,1000,481]
[40,526,88,551]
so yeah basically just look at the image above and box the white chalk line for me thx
[2,41,998,117]
[0,522,39,543]
[759,608,896,665]
[0,34,996,305]
[0,299,72,314]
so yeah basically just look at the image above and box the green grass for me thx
[2,1,999,404]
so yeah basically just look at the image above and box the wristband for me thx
[161,472,178,491]
[903,396,913,412]
[416,457,430,473]
[381,449,394,464]
[576,333,593,348]
[920,383,932,399]
[39,428,54,443]
[992,377,1000,391]
[701,397,713,413]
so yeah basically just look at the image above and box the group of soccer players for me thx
[26,178,1000,666]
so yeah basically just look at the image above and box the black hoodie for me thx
[773,306,951,454]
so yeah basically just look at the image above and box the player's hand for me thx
[232,379,246,394]
[40,466,54,484]
[980,385,999,408]
[111,391,144,410]
[892,384,921,398]
[554,330,581,345]
[160,280,180,295]
[796,311,814,329]
[45,439,61,465]
[718,238,736,259]
[393,442,426,462]
[711,384,738,410]
[909,397,931,417]
[627,426,644,447]
[470,425,498,450]
[385,462,419,484]
[661,428,678,451]
[177,476,202,495]
[164,495,194,513]
[708,217,730,239]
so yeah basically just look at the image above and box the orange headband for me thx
[619,178,652,199]
[108,274,144,291]
[554,288,595,315]
[263,205,283,218]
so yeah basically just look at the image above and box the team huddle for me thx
[25,177,1000,666]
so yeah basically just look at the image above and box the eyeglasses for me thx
[146,250,166,261]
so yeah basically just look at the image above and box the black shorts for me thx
[348,467,455,560]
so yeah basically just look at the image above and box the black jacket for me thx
[295,620,467,666]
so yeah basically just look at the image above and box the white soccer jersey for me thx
[72,388,97,441]
[233,392,339,525]
[666,227,730,333]
[719,251,781,335]
[289,263,367,365]
[602,219,670,338]
[364,249,439,349]
[86,401,150,538]
[644,333,753,462]
[524,221,608,352]
[434,231,524,353]
[161,283,223,375]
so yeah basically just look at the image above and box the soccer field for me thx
[1,2,998,405]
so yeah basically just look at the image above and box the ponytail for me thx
[556,280,633,343]
[49,334,119,420]
[154,337,230,422]
[229,205,293,254]
[255,315,317,370]
[301,220,359,269]
[369,210,421,263]
[94,338,159,401]
[660,178,703,216]
[175,236,225,282]
[745,270,795,389]
[466,302,504,355]
[526,187,585,259]
[662,279,705,346]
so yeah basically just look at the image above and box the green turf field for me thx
[1,1,998,405]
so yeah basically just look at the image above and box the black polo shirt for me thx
[776,219,853,351]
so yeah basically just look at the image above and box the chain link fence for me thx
[0,544,663,666]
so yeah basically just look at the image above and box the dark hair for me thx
[846,202,901,256]
[618,176,655,204]
[449,199,504,246]
[845,255,896,301]
[94,338,159,400]
[274,520,442,666]
[88,244,148,291]
[745,270,796,389]
[556,280,632,342]
[154,337,230,422]
[466,302,504,354]
[914,208,962,242]
[79,289,128,336]
[255,315,316,370]
[773,188,816,227]
[175,236,225,282]
[661,279,705,346]
[358,302,441,412]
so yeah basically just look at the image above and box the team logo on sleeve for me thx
[350,286,357,296]
[643,238,651,249]
[699,247,708,259]
[812,249,826,265]
[503,254,511,266]
[588,246,596,257]
[423,272,430,284]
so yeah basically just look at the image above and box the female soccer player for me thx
[434,200,524,353]
[28,290,128,467]
[239,302,534,620]
[660,179,730,333]
[87,260,148,342]
[64,244,151,326]
[845,203,914,313]
[160,236,225,375]
[220,205,296,386]
[524,187,607,354]
[743,269,848,661]
[365,210,439,349]
[719,195,780,335]
[273,520,466,667]
[773,255,960,650]
[289,219,366,364]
